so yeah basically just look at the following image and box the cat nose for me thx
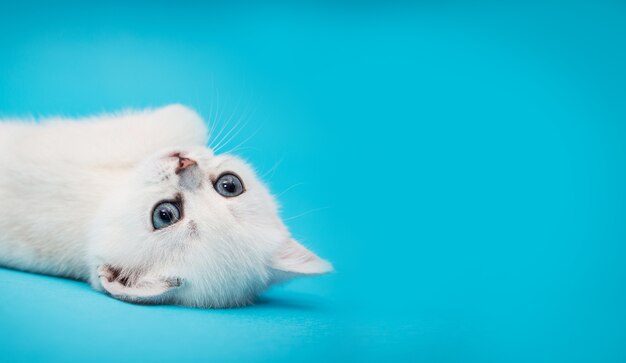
[171,153,197,174]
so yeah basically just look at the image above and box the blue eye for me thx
[214,173,244,197]
[152,202,181,230]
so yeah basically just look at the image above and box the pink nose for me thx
[171,152,197,174]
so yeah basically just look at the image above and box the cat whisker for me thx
[211,87,223,145]
[212,114,249,153]
[276,182,306,197]
[210,90,241,149]
[261,155,285,180]
[206,79,217,142]
[210,92,245,150]
[209,88,229,149]
[212,99,257,153]
[219,126,262,156]
[224,146,260,156]
[283,207,330,222]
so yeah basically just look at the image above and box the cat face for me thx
[87,147,331,307]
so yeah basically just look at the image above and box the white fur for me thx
[0,104,332,308]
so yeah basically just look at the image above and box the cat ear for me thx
[98,265,181,302]
[272,239,333,275]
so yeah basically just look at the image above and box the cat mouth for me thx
[97,264,182,301]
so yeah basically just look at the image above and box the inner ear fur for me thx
[98,265,181,302]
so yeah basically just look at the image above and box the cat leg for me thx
[10,104,209,169]
[77,104,210,168]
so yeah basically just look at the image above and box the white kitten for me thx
[0,104,332,308]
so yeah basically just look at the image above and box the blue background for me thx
[1,1,625,362]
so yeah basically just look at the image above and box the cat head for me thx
[87,147,332,307]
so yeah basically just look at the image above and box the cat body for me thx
[0,105,331,307]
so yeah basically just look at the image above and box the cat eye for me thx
[214,173,244,197]
[152,201,182,230]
